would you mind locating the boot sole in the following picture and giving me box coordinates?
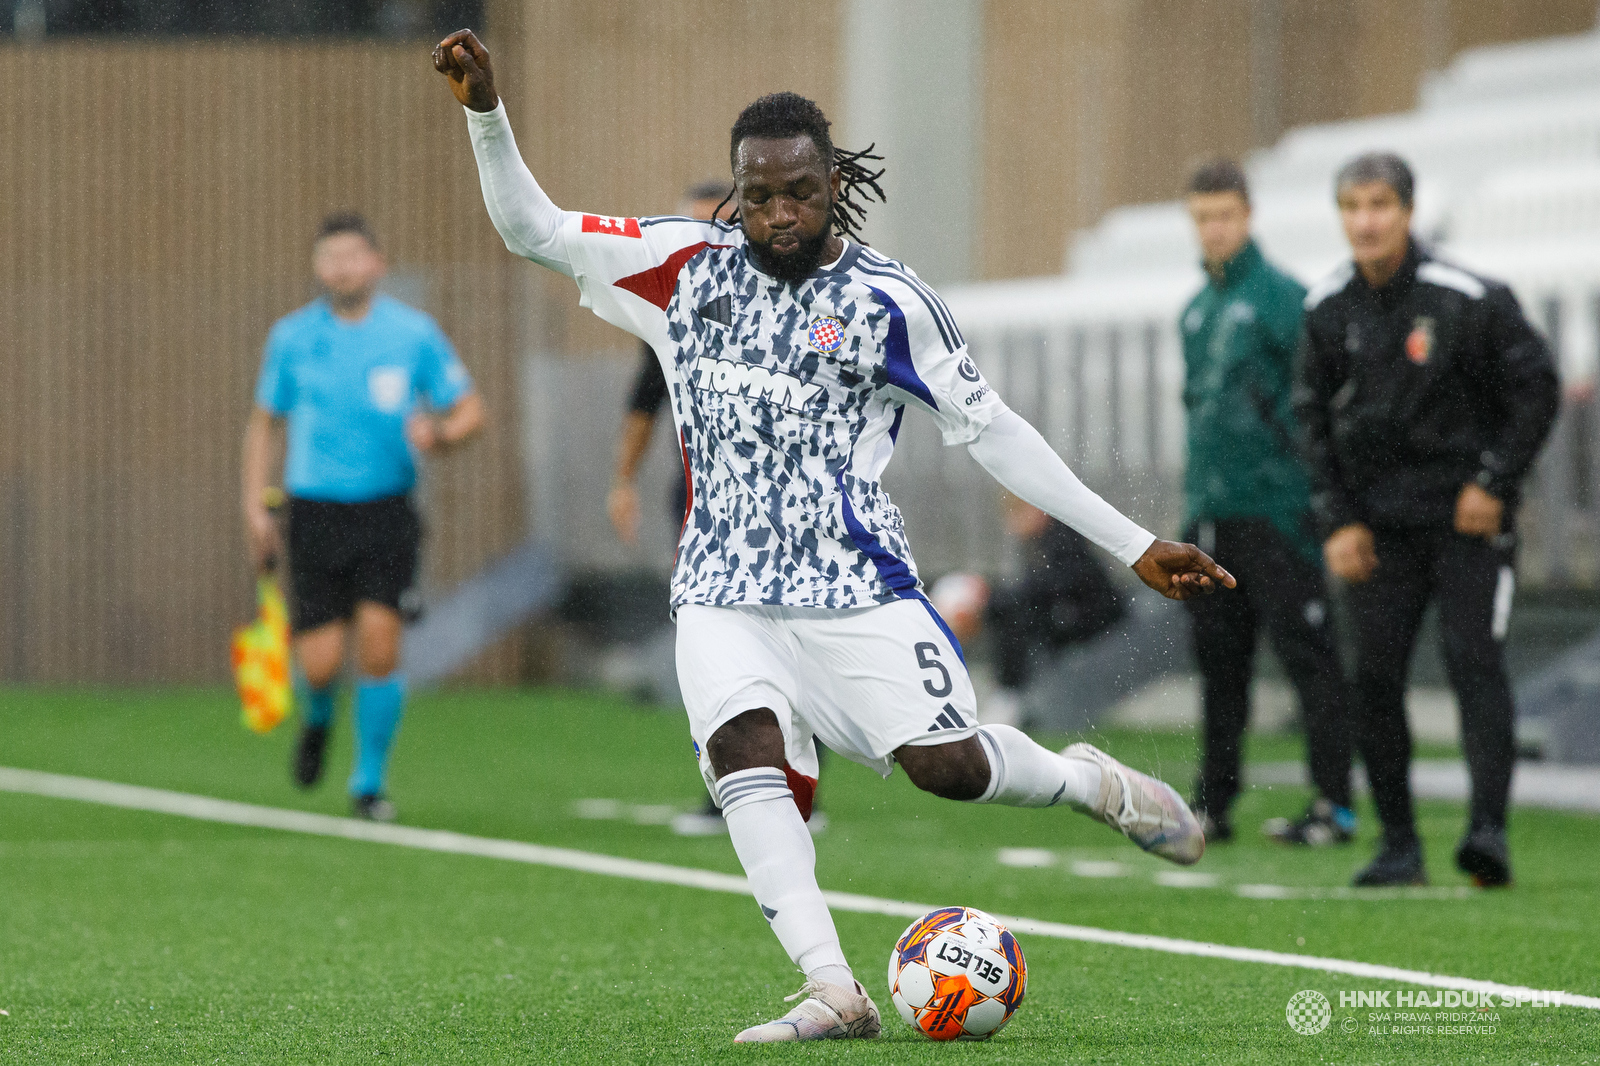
[292,753,325,788]
[1456,847,1512,888]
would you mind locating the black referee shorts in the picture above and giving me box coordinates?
[286,495,421,634]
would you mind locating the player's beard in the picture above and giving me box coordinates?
[744,226,832,282]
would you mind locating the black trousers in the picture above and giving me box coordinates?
[988,589,1120,690]
[1345,527,1517,839]
[989,597,1043,690]
[1184,518,1354,815]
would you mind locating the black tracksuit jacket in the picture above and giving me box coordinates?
[1293,241,1560,536]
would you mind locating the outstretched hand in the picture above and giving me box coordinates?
[433,29,498,112]
[1131,539,1236,601]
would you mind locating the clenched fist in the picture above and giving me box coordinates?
[1325,523,1378,583]
[434,29,498,113]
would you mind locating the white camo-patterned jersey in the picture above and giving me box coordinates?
[565,213,1008,609]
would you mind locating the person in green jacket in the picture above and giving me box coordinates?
[1179,159,1354,846]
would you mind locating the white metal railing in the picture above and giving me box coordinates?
[930,265,1600,589]
[910,26,1600,588]
[517,276,1600,589]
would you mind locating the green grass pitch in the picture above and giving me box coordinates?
[1,687,1596,1063]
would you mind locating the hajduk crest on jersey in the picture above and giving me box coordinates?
[807,315,845,354]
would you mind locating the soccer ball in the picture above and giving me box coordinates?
[887,906,1027,1040]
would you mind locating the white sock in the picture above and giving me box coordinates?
[809,964,855,989]
[718,767,852,982]
[973,724,1101,808]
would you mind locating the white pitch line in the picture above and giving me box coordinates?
[3,765,1597,1011]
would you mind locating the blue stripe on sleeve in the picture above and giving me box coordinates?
[857,252,964,351]
[867,286,938,411]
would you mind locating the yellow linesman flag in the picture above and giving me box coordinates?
[233,575,293,734]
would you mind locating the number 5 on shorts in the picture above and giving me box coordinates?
[916,642,952,698]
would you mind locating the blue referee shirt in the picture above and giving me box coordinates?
[255,295,472,503]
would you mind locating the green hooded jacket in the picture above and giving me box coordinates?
[1180,239,1317,559]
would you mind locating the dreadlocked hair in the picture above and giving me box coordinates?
[720,91,886,243]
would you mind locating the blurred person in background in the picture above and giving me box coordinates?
[242,211,485,822]
[1179,159,1355,846]
[1296,153,1558,887]
[603,182,827,838]
[932,497,1124,727]
[607,182,735,548]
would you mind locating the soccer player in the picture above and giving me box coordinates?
[608,181,833,839]
[1178,159,1355,847]
[242,211,485,822]
[1296,153,1558,887]
[436,30,1231,1042]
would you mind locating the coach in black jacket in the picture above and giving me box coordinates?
[1294,152,1559,888]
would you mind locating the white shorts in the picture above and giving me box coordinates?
[675,599,980,795]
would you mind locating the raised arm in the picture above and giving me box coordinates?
[968,411,1234,600]
[434,30,575,277]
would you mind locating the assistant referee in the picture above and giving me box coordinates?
[242,212,485,821]
[1295,154,1558,887]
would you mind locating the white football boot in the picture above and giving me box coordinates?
[733,978,882,1043]
[1061,742,1206,865]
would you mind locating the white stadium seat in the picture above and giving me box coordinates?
[931,29,1600,584]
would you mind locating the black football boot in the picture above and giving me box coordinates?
[292,724,330,789]
[1352,834,1427,887]
[1455,824,1512,888]
[1196,808,1234,844]
[351,794,398,822]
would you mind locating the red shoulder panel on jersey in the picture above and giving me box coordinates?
[615,241,730,310]
[581,214,642,238]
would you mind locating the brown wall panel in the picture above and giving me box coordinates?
[0,41,527,684]
[1,2,1590,683]
[0,13,843,685]
[1453,0,1597,51]
[976,0,1595,280]
[505,0,842,356]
